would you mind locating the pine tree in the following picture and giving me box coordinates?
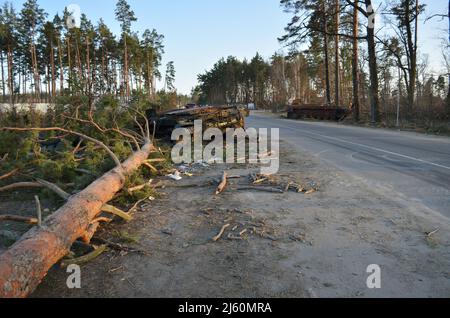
[142,29,164,100]
[0,3,18,103]
[115,0,137,99]
[97,19,116,95]
[19,0,47,100]
[351,0,360,121]
[387,0,425,115]
[164,61,175,92]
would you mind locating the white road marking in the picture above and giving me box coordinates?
[266,119,450,171]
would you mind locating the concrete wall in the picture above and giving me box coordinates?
[0,103,54,113]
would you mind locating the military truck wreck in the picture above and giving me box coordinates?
[286,100,351,121]
[147,105,249,137]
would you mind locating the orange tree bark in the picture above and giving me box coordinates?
[0,142,154,298]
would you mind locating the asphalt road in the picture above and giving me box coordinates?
[247,113,450,218]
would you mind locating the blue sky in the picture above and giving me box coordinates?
[5,0,449,94]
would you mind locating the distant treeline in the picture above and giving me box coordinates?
[196,0,450,127]
[0,0,177,105]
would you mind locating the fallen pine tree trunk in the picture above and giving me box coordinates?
[0,141,154,298]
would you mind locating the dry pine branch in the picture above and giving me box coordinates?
[215,171,228,195]
[0,215,38,225]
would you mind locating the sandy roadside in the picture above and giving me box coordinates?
[25,139,450,298]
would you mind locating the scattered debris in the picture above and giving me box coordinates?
[161,229,173,236]
[425,229,439,237]
[215,171,228,195]
[284,182,293,192]
[227,233,243,240]
[237,186,284,193]
[289,233,307,243]
[212,223,231,242]
[127,198,148,214]
[167,170,182,181]
[108,266,124,273]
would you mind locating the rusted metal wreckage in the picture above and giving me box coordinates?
[147,105,249,137]
[287,100,351,121]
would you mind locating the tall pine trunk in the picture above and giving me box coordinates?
[75,38,82,95]
[31,43,40,101]
[101,45,106,94]
[7,46,13,105]
[86,37,91,99]
[1,51,5,100]
[124,34,130,99]
[58,39,64,95]
[365,0,380,123]
[51,42,56,99]
[322,0,331,105]
[352,0,360,121]
[67,37,72,94]
[335,0,340,107]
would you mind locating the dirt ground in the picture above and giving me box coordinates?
[2,140,449,298]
